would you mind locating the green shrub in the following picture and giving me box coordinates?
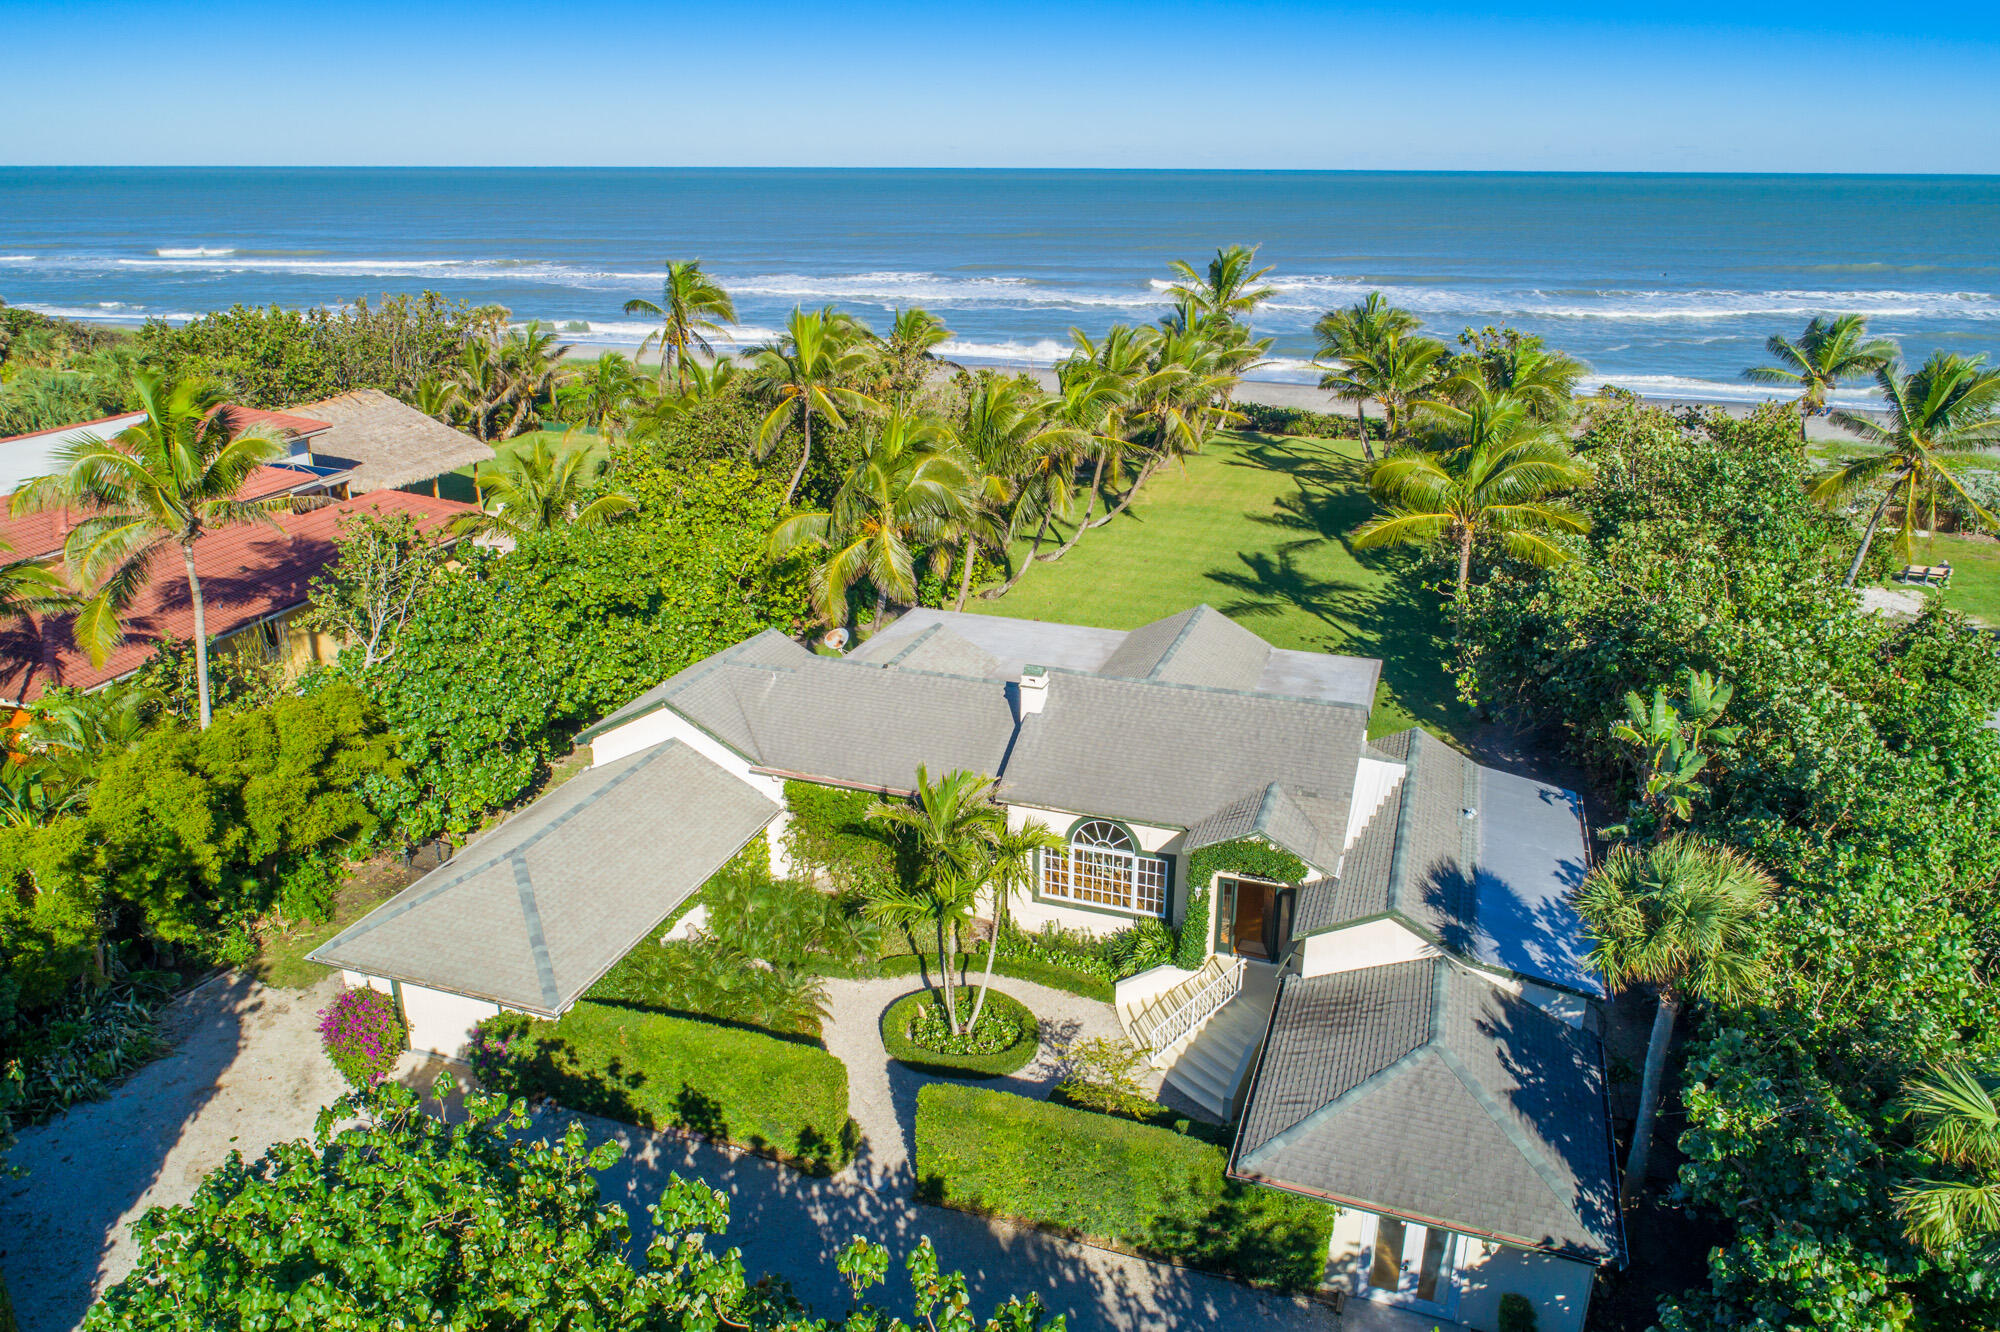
[1498,1292,1539,1332]
[1235,401,1378,441]
[915,1083,1335,1292]
[781,780,898,892]
[994,921,1114,979]
[881,990,1038,1078]
[1174,887,1210,969]
[872,951,1114,1003]
[316,987,406,1087]
[1102,919,1175,976]
[1,979,168,1122]
[473,1003,855,1174]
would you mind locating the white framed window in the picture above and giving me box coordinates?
[1040,819,1169,917]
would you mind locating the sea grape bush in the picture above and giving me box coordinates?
[317,987,406,1087]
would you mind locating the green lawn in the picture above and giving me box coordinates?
[1874,531,2000,623]
[251,859,411,989]
[968,431,1470,742]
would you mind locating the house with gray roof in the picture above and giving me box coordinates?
[313,603,1618,1332]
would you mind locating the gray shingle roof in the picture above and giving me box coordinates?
[875,623,1004,678]
[1185,782,1343,874]
[1098,604,1275,691]
[291,389,494,492]
[1233,959,1622,1262]
[1001,670,1365,835]
[309,741,778,1015]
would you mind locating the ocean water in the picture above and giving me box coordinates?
[3,168,1997,405]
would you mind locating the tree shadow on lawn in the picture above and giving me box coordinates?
[1208,441,1466,741]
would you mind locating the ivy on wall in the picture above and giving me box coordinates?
[1173,888,1210,969]
[1179,838,1309,967]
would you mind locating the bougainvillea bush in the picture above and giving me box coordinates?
[317,987,406,1087]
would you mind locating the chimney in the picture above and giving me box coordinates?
[1018,665,1050,716]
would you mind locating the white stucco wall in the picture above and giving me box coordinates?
[1343,756,1407,851]
[341,971,505,1062]
[1004,802,1185,934]
[1297,917,1439,978]
[1454,1237,1597,1332]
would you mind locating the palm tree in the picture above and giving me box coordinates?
[1167,244,1277,327]
[559,351,647,443]
[1893,1059,2000,1259]
[1744,314,1896,443]
[875,307,953,411]
[622,259,738,390]
[455,432,634,540]
[0,534,72,625]
[963,819,1063,1033]
[1342,329,1450,444]
[12,372,288,729]
[451,321,572,442]
[1451,328,1590,425]
[764,413,973,627]
[1815,352,2000,587]
[867,766,1007,1035]
[1572,834,1774,1208]
[750,307,881,507]
[1351,386,1592,596]
[1314,293,1421,460]
[15,679,157,795]
[947,375,1070,610]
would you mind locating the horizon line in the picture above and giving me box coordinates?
[5,164,1999,178]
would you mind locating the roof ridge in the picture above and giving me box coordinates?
[1037,662,1368,714]
[1381,731,1423,915]
[881,622,944,668]
[1145,605,1211,679]
[318,742,680,951]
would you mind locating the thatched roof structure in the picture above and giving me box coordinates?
[292,389,493,493]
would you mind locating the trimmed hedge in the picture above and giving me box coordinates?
[915,1084,1337,1293]
[881,990,1040,1078]
[474,1002,855,1174]
[873,951,1114,1003]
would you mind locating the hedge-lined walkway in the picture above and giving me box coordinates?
[819,971,1151,1193]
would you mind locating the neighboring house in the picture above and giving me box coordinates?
[0,412,147,496]
[284,389,494,497]
[0,461,477,705]
[313,604,1621,1332]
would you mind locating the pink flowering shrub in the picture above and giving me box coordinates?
[317,987,407,1087]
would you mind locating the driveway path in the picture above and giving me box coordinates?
[0,972,349,1332]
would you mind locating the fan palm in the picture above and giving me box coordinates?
[1167,244,1277,327]
[622,259,738,389]
[963,819,1063,1033]
[1572,834,1774,1207]
[765,413,973,626]
[1314,293,1421,459]
[1744,314,1896,443]
[1894,1059,2000,1259]
[1814,351,2000,587]
[1351,386,1592,596]
[750,307,881,506]
[455,432,634,540]
[867,766,1007,1034]
[12,372,287,729]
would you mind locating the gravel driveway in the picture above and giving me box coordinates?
[0,972,350,1332]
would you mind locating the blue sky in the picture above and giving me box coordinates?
[6,0,1999,170]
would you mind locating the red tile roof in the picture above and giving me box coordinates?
[0,465,333,562]
[0,490,480,704]
[210,405,334,438]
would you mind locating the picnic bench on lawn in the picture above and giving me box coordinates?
[1894,562,1953,587]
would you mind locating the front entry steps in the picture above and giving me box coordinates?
[1160,962,1279,1120]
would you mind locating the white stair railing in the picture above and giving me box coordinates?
[1128,954,1246,1066]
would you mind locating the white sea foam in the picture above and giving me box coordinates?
[154,246,235,257]
[0,255,33,264]
[23,303,196,323]
[1578,373,1883,407]
[1261,276,2000,323]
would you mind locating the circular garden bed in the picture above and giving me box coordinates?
[881,988,1040,1078]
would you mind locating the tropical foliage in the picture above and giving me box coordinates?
[1743,313,1896,441]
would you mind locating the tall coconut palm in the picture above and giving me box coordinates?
[12,373,287,729]
[455,432,634,540]
[1744,314,1897,443]
[867,766,1007,1035]
[980,367,1128,599]
[558,351,647,443]
[1167,244,1277,327]
[1894,1059,2000,1259]
[1314,293,1422,459]
[1341,329,1449,444]
[622,259,738,390]
[1085,322,1243,533]
[764,413,972,627]
[1572,834,1774,1208]
[1351,386,1593,596]
[1814,351,2000,587]
[452,321,572,442]
[750,307,881,507]
[947,375,1068,610]
[875,307,953,411]
[1451,327,1590,425]
[964,819,1064,1032]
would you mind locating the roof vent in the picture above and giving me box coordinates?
[1019,665,1051,715]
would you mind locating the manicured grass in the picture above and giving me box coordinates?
[1873,531,2000,624]
[881,990,1039,1078]
[482,1002,855,1173]
[970,431,1470,742]
[872,950,1115,1003]
[914,1083,1336,1293]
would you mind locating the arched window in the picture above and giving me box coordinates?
[1041,819,1169,917]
